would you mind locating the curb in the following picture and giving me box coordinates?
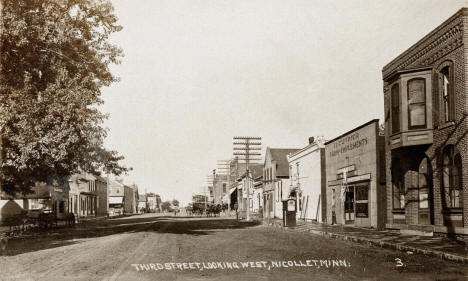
[269,223,468,264]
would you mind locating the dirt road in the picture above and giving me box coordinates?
[0,214,466,281]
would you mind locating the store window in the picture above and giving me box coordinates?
[407,78,426,129]
[391,84,400,134]
[355,183,369,218]
[440,65,454,123]
[392,159,405,210]
[442,146,462,209]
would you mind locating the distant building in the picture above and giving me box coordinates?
[263,147,300,219]
[68,173,98,218]
[95,176,108,217]
[147,193,161,212]
[124,184,138,214]
[213,174,228,205]
[138,194,147,213]
[108,179,125,216]
[236,164,263,217]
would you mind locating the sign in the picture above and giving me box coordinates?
[328,131,370,158]
[287,200,295,211]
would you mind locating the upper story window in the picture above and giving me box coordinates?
[440,65,454,123]
[442,146,462,209]
[391,84,400,134]
[407,78,426,129]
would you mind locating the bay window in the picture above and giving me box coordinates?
[391,84,400,134]
[407,78,426,129]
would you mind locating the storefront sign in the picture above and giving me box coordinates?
[328,131,369,158]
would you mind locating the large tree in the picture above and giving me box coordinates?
[0,0,129,195]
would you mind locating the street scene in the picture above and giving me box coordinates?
[0,0,468,280]
[0,214,466,281]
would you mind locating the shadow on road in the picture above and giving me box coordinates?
[1,216,259,256]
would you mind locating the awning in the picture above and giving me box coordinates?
[109,197,124,204]
[229,187,236,195]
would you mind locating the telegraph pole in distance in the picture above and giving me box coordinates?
[217,159,232,212]
[233,136,261,221]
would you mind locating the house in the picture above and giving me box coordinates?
[263,147,299,219]
[287,137,326,222]
[382,8,468,235]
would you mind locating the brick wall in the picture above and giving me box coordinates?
[382,8,467,231]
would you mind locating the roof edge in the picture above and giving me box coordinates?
[325,119,379,145]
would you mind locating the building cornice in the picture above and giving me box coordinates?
[382,8,466,80]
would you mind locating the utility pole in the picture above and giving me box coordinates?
[233,136,261,221]
[217,159,232,212]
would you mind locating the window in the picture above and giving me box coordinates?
[440,66,454,123]
[392,159,405,210]
[355,183,369,218]
[223,183,226,193]
[407,78,426,129]
[59,201,65,213]
[418,158,429,209]
[442,146,462,209]
[391,84,400,134]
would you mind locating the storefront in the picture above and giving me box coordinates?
[109,196,124,215]
[325,120,386,229]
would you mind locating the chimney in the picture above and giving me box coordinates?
[308,137,315,144]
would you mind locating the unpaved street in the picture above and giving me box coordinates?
[0,214,466,281]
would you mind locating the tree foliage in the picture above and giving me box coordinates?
[161,201,173,212]
[0,0,129,195]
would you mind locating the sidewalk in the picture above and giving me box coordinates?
[267,219,468,264]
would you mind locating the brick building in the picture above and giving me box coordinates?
[382,8,467,235]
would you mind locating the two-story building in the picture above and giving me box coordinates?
[236,164,263,218]
[382,8,467,236]
[68,173,98,218]
[212,174,228,205]
[287,137,326,222]
[108,178,125,216]
[263,147,299,219]
[95,176,108,217]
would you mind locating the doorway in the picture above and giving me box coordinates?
[418,157,434,225]
[344,186,355,224]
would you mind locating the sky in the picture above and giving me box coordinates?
[100,0,465,205]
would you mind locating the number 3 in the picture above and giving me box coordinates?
[395,258,403,267]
